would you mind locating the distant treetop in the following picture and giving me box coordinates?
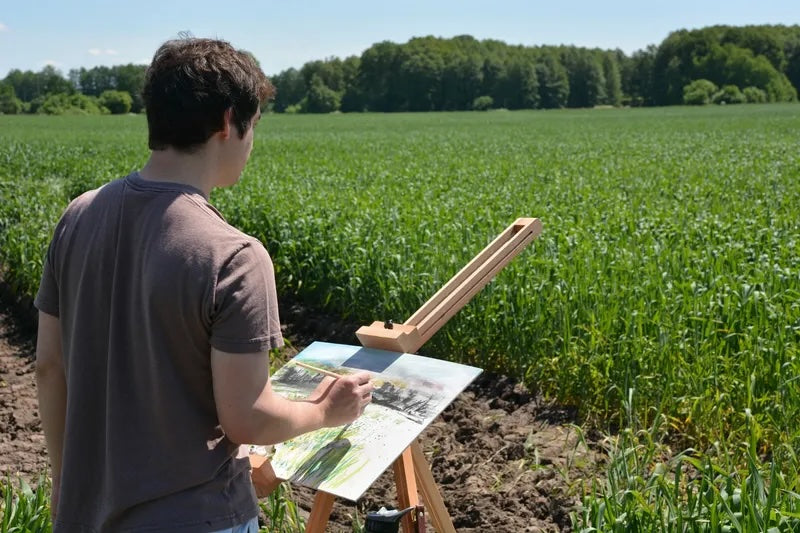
[2,24,798,115]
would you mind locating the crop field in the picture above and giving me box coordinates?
[1,105,800,529]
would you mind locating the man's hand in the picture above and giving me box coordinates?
[212,350,372,444]
[311,372,373,427]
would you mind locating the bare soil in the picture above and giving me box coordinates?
[0,297,602,532]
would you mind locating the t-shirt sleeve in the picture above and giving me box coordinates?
[33,195,83,318]
[34,240,60,317]
[210,240,283,353]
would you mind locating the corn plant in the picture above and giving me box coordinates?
[0,477,51,533]
[572,389,800,531]
[259,482,305,532]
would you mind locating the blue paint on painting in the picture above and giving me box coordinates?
[341,347,402,373]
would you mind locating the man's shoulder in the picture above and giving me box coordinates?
[70,173,132,204]
[156,194,268,264]
[168,196,258,247]
[58,177,124,222]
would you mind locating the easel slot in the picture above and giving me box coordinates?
[408,218,541,345]
[415,229,539,346]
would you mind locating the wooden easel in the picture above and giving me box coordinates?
[251,217,542,532]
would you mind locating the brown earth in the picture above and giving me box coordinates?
[0,297,603,532]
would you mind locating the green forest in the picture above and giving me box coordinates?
[2,24,799,115]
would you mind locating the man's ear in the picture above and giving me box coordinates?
[219,108,234,139]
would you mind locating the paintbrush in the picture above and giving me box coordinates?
[293,360,345,380]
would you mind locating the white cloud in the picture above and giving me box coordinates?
[0,22,8,32]
[88,48,121,58]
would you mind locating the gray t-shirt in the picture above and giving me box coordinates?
[35,172,283,532]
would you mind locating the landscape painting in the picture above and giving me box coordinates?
[266,341,482,501]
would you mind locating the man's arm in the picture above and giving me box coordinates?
[35,311,66,518]
[210,348,373,445]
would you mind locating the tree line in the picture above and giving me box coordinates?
[0,63,144,115]
[1,24,798,115]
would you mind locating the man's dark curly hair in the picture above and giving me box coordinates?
[143,37,275,152]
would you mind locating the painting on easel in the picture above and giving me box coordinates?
[264,341,482,501]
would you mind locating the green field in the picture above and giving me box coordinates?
[1,105,799,529]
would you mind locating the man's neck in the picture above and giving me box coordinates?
[139,146,221,198]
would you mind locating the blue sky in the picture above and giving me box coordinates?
[1,0,798,78]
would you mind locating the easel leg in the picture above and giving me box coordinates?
[410,441,456,533]
[305,491,335,533]
[392,447,420,532]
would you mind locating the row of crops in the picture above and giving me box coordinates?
[1,106,799,529]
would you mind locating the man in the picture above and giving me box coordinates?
[34,37,373,532]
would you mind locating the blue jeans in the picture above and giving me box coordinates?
[212,516,259,533]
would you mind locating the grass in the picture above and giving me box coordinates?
[571,389,800,531]
[0,477,331,533]
[1,104,799,529]
[258,482,307,532]
[0,477,51,533]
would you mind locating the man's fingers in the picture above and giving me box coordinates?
[360,393,372,413]
[350,371,372,385]
[350,374,373,413]
[355,381,373,398]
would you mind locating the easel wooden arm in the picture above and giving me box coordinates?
[251,217,542,532]
[355,217,542,353]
